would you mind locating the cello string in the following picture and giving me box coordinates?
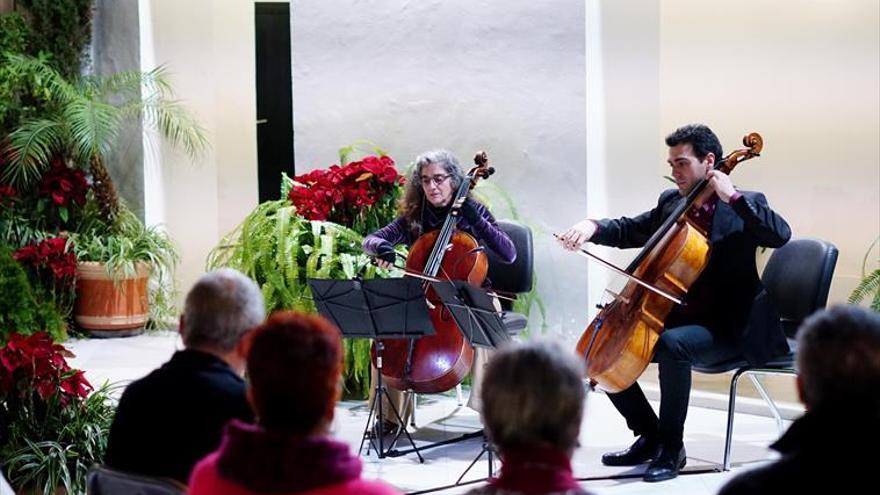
[552,233,683,305]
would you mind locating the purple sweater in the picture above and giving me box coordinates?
[363,198,516,265]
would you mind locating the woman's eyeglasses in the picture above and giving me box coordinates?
[419,174,451,187]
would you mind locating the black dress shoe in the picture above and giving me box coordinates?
[643,445,686,482]
[601,435,660,466]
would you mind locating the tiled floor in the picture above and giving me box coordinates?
[66,331,796,495]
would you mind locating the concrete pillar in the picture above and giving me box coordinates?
[91,0,145,219]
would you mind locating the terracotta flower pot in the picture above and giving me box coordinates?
[74,261,150,337]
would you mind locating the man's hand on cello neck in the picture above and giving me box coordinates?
[706,170,738,203]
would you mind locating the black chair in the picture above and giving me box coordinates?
[486,219,535,334]
[86,464,186,495]
[693,238,838,470]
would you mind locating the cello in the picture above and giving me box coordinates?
[371,152,496,393]
[572,133,764,392]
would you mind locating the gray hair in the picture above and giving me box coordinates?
[796,304,880,409]
[411,149,465,191]
[182,268,266,353]
[481,340,587,452]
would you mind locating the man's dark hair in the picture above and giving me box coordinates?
[796,305,880,410]
[665,124,723,163]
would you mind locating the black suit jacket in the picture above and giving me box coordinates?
[105,349,254,484]
[591,189,792,364]
[718,405,878,495]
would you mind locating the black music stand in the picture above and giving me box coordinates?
[430,281,510,350]
[355,281,505,462]
[309,277,433,463]
[431,281,509,483]
[381,281,510,460]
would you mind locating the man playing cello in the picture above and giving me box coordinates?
[558,124,791,482]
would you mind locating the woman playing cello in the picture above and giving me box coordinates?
[558,124,791,482]
[363,149,516,436]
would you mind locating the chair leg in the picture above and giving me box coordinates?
[747,373,785,435]
[724,368,749,471]
[409,391,417,427]
[456,383,463,406]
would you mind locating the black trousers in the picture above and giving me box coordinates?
[606,324,742,449]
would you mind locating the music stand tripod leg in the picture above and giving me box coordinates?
[456,436,496,485]
[358,381,380,456]
[361,343,425,463]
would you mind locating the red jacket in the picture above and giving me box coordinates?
[189,420,400,495]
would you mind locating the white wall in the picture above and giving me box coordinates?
[136,0,877,322]
[593,0,879,310]
[659,0,879,304]
[291,0,588,339]
[140,0,260,298]
[586,0,664,321]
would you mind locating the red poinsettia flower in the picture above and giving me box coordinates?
[61,370,93,398]
[14,237,78,282]
[287,155,402,224]
[38,157,89,207]
[0,184,15,206]
[0,332,93,404]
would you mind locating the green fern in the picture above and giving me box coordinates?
[849,268,880,311]
[206,199,399,398]
[848,237,880,312]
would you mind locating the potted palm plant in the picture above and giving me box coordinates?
[1,54,206,335]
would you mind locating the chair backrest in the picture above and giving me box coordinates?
[86,464,186,495]
[761,238,838,338]
[486,220,534,295]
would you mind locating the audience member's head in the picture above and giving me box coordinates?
[796,304,880,412]
[181,268,265,369]
[481,340,586,455]
[245,311,343,434]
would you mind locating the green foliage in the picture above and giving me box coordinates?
[207,199,403,398]
[0,200,47,250]
[16,0,94,78]
[3,383,117,495]
[848,237,880,312]
[1,0,94,130]
[0,245,66,342]
[0,52,198,337]
[68,204,180,328]
[0,15,44,132]
[0,13,32,54]
[1,55,208,192]
[338,139,388,165]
